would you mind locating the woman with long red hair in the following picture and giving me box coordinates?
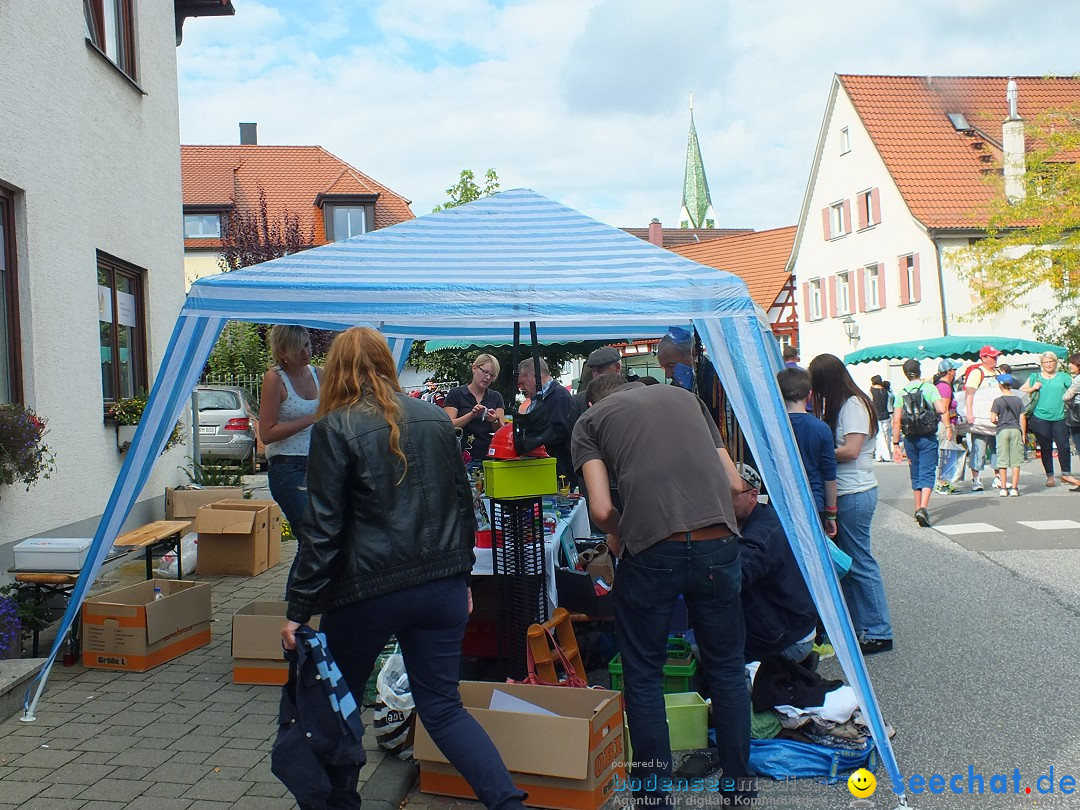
[281,327,525,809]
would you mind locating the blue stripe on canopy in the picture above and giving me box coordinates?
[35,189,906,801]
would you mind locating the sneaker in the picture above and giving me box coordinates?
[999,488,1009,498]
[915,508,930,527]
[812,642,835,660]
[992,478,1002,489]
[934,482,955,495]
[859,638,894,655]
[971,480,984,492]
[1009,488,1020,497]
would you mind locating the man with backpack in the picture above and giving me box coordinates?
[892,358,950,527]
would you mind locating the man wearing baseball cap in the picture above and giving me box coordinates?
[567,346,624,444]
[963,346,1001,491]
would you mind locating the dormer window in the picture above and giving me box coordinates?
[183,213,222,239]
[317,194,378,242]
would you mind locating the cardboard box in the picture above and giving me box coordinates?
[231,601,319,685]
[165,486,245,520]
[13,537,93,571]
[195,500,281,576]
[213,499,283,569]
[415,681,625,810]
[81,579,211,672]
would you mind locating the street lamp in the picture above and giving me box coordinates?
[842,315,860,345]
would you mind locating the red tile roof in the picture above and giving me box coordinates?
[181,145,414,249]
[622,226,752,248]
[839,74,1080,229]
[672,225,796,310]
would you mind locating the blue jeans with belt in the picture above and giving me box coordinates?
[269,455,308,597]
[613,534,753,806]
[321,576,526,810]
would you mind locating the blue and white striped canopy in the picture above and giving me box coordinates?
[29,189,905,801]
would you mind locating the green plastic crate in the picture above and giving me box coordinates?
[609,639,698,693]
[664,692,710,751]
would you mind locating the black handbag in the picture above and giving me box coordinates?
[1067,395,1080,427]
[512,321,559,455]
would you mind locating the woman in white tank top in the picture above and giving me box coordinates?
[259,325,320,595]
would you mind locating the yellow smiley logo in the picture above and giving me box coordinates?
[848,768,877,798]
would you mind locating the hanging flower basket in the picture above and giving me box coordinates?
[0,403,57,491]
[106,394,184,454]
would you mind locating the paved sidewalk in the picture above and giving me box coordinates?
[0,534,415,809]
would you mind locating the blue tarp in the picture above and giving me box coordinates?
[29,189,905,799]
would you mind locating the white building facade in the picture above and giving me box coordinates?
[790,75,1075,386]
[0,2,202,558]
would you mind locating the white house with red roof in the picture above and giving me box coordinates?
[181,129,414,286]
[789,74,1080,380]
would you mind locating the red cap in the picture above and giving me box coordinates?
[979,345,1001,358]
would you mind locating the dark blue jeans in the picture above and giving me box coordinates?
[321,576,526,810]
[269,455,308,597]
[614,537,753,806]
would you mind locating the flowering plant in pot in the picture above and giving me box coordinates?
[0,403,57,491]
[0,593,20,659]
[107,394,184,453]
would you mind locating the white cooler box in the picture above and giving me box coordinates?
[14,537,93,571]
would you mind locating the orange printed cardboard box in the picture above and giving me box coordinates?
[81,579,212,672]
[195,500,279,576]
[165,486,245,520]
[414,682,625,810]
[231,601,319,685]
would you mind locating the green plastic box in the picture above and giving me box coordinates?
[623,692,710,760]
[482,457,557,499]
[609,639,698,694]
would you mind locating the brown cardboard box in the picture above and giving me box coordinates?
[195,501,272,576]
[414,682,625,810]
[165,486,245,520]
[231,601,319,685]
[81,579,212,672]
[212,499,284,568]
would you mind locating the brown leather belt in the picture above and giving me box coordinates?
[662,524,734,543]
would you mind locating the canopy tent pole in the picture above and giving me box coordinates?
[22,313,226,721]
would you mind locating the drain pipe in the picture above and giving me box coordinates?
[933,235,950,336]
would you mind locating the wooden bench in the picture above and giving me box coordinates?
[113,519,193,580]
[12,572,80,658]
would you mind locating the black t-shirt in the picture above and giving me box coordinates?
[444,385,504,461]
[871,386,890,421]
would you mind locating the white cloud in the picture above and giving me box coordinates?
[177,0,1080,229]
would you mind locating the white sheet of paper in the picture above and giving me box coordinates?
[488,689,560,716]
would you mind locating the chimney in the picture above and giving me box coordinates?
[239,122,258,145]
[1002,79,1025,203]
[648,218,664,247]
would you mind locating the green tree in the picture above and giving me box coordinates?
[432,168,500,212]
[205,321,269,379]
[956,105,1080,347]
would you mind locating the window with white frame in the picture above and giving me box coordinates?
[903,254,918,302]
[809,279,823,320]
[837,271,851,315]
[183,214,222,239]
[840,127,851,155]
[829,203,844,238]
[865,264,880,310]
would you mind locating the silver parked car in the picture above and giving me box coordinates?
[195,385,265,472]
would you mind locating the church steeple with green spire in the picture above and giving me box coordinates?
[679,93,717,229]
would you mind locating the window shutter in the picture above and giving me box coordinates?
[877,262,886,308]
[856,267,867,312]
[912,253,922,302]
[802,281,812,321]
[857,194,868,230]
[822,207,831,240]
[828,275,838,319]
[870,187,881,225]
[899,257,910,305]
[842,200,852,234]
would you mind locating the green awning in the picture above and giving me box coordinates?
[844,335,1067,364]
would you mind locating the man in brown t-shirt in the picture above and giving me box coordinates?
[572,377,753,805]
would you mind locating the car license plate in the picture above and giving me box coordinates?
[198,425,216,435]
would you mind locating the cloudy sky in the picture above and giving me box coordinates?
[177,0,1080,231]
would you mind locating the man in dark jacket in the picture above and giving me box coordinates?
[518,356,577,489]
[731,464,819,664]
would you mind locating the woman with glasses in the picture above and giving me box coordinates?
[444,353,505,463]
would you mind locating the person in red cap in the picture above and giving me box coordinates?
[962,346,1002,491]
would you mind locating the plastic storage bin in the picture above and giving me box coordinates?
[609,637,698,693]
[664,692,709,751]
[482,458,557,499]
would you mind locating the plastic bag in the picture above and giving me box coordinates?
[749,737,877,784]
[156,532,198,578]
[372,652,416,761]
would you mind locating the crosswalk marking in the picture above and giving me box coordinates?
[1017,520,1080,531]
[934,523,1003,536]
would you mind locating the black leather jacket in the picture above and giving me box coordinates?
[287,394,476,623]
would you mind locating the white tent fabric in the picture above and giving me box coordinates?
[26,189,905,800]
